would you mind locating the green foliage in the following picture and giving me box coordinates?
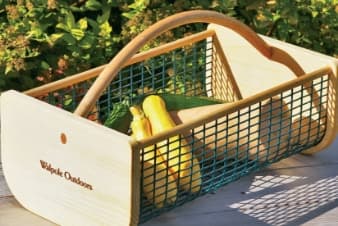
[233,0,337,56]
[0,0,122,91]
[0,0,336,92]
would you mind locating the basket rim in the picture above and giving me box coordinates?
[131,66,334,150]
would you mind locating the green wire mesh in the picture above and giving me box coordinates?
[35,37,329,224]
[138,75,328,223]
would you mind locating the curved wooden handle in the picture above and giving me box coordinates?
[74,10,295,116]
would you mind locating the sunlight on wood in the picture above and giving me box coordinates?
[245,175,307,194]
[230,176,338,226]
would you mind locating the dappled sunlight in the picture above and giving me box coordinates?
[245,175,307,194]
[230,175,338,226]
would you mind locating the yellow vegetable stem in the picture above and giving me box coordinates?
[142,95,202,193]
[130,106,177,208]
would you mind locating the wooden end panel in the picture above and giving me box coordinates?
[0,90,139,226]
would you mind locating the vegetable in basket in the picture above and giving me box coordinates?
[158,93,224,111]
[169,97,292,162]
[104,102,132,133]
[142,95,202,193]
[130,106,178,208]
[104,93,224,134]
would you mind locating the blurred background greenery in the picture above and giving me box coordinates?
[0,0,336,91]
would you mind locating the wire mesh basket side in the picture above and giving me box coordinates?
[137,69,332,223]
[29,32,334,224]
[31,34,243,222]
[35,33,239,124]
[206,34,242,102]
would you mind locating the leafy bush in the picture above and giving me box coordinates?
[0,0,336,92]
[234,0,337,56]
[0,0,123,91]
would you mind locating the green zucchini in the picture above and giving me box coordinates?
[103,102,132,133]
[103,94,225,134]
[159,93,224,111]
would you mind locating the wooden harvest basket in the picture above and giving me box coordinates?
[1,10,337,226]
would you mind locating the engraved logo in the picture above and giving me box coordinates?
[40,160,93,190]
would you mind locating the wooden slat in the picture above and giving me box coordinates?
[1,91,138,226]
[24,30,215,98]
[2,140,338,226]
[211,23,338,136]
[125,29,215,66]
[211,33,243,100]
[131,66,333,150]
[73,10,274,116]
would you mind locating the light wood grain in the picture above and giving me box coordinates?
[141,137,338,226]
[209,24,337,95]
[1,14,337,226]
[2,144,338,226]
[131,66,333,150]
[209,24,338,130]
[169,97,293,162]
[1,90,139,226]
[207,33,243,101]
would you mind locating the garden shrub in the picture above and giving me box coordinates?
[0,0,336,92]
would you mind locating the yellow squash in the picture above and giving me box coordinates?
[142,95,202,193]
[169,97,293,162]
[130,106,177,208]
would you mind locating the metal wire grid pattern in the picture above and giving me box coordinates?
[138,75,328,223]
[34,37,330,224]
[37,38,213,124]
[206,37,241,102]
[98,39,211,122]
